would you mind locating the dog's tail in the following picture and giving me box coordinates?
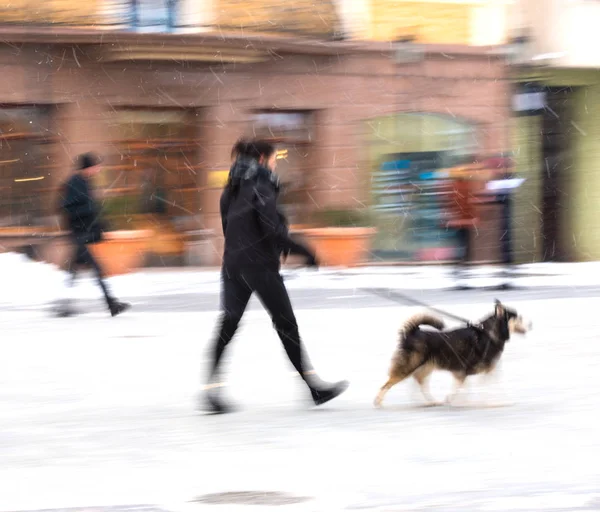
[399,313,445,342]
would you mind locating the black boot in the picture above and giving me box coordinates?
[202,370,234,415]
[201,363,234,414]
[109,299,131,317]
[308,377,350,406]
[53,303,78,318]
[204,388,233,415]
[453,265,470,291]
[52,299,78,318]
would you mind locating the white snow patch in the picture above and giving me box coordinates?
[2,251,600,307]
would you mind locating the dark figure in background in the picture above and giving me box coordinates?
[204,139,349,414]
[446,177,479,289]
[498,191,513,266]
[487,155,515,277]
[140,168,168,215]
[56,153,131,318]
[476,154,519,288]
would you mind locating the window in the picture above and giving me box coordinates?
[103,108,199,228]
[250,111,314,143]
[129,0,179,30]
[0,106,53,228]
[367,112,480,260]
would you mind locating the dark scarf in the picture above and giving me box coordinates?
[227,156,289,255]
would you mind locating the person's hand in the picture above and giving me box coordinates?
[306,253,319,269]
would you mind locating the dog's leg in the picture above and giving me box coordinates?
[413,365,440,406]
[480,360,501,387]
[445,373,467,406]
[478,360,508,406]
[375,350,423,408]
[374,377,403,408]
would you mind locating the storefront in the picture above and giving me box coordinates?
[368,112,480,262]
[511,69,600,263]
[99,108,201,264]
[0,106,54,231]
[0,29,510,267]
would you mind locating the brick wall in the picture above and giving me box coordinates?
[0,39,509,265]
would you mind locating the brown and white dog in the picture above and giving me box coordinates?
[374,300,531,408]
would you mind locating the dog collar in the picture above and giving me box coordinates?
[467,322,484,331]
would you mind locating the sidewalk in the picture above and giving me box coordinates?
[1,299,600,512]
[2,251,600,307]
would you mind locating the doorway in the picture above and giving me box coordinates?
[540,86,576,262]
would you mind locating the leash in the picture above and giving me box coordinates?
[362,287,496,371]
[361,287,483,330]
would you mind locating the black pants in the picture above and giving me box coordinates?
[498,194,513,265]
[67,238,113,307]
[208,270,313,385]
[456,227,471,265]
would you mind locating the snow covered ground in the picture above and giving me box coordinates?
[0,293,599,511]
[2,251,600,308]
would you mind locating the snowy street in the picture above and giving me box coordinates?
[1,274,600,511]
[0,0,592,508]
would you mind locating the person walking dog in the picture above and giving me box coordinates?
[203,139,349,413]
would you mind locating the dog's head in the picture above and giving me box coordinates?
[493,299,531,340]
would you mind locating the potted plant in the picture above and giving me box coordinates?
[87,194,152,277]
[293,208,377,267]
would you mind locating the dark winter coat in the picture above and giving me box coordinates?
[60,173,105,245]
[220,158,314,272]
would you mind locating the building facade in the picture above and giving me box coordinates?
[0,0,511,266]
[508,0,600,263]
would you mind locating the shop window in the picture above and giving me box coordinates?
[251,111,314,143]
[0,106,53,228]
[128,0,179,30]
[249,111,314,225]
[103,108,199,230]
[367,112,479,261]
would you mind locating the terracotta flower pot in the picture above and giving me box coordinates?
[89,230,152,277]
[295,227,377,267]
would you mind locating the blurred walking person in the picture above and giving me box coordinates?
[203,139,349,413]
[55,152,131,318]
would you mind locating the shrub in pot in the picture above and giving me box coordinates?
[294,208,376,267]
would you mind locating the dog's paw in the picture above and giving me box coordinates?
[445,394,472,407]
[373,398,383,409]
[444,394,456,406]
